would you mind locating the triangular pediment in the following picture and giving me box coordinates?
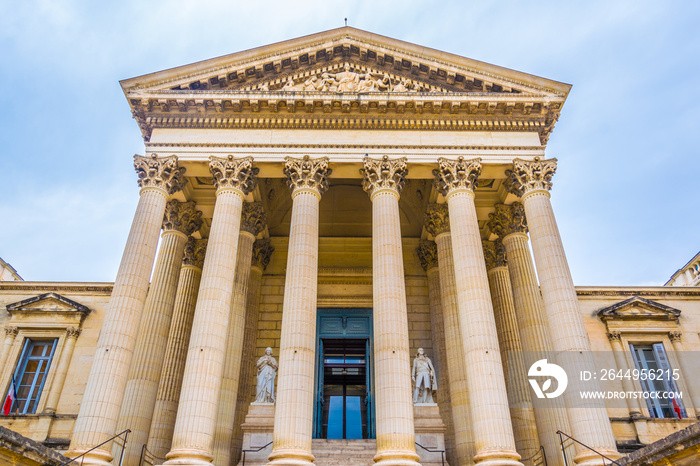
[122,27,569,97]
[597,297,681,322]
[6,292,90,315]
[121,27,570,142]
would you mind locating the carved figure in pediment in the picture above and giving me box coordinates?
[282,76,299,91]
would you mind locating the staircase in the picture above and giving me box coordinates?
[312,439,377,466]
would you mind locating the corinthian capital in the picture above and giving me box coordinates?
[488,203,528,239]
[4,326,18,338]
[66,327,82,339]
[284,155,331,196]
[163,200,203,236]
[361,155,407,198]
[183,237,207,269]
[433,156,481,197]
[483,240,507,270]
[424,203,450,237]
[505,156,557,198]
[134,154,186,194]
[241,202,267,236]
[209,155,259,195]
[252,239,275,270]
[416,240,438,272]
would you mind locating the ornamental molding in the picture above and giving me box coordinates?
[145,142,545,151]
[183,237,207,269]
[433,156,481,196]
[668,331,682,343]
[283,155,332,195]
[4,326,18,337]
[416,240,438,272]
[597,297,681,323]
[123,29,568,142]
[483,240,507,270]
[241,202,267,236]
[361,155,407,197]
[252,239,275,270]
[423,203,450,237]
[506,156,557,198]
[488,203,527,238]
[133,154,186,194]
[209,155,259,194]
[163,200,203,236]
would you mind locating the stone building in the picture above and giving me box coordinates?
[1,28,699,466]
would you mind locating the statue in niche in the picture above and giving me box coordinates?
[255,347,278,403]
[412,348,437,403]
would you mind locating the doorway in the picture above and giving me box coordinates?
[314,309,374,439]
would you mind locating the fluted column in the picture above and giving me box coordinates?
[43,327,81,413]
[212,203,266,466]
[361,155,420,466]
[119,200,202,464]
[148,238,207,459]
[506,157,620,465]
[0,327,18,373]
[668,332,700,416]
[231,239,274,463]
[424,203,474,466]
[268,155,330,466]
[165,155,258,465]
[607,332,644,419]
[488,202,572,466]
[434,157,521,466]
[483,240,539,461]
[416,241,454,460]
[67,155,185,466]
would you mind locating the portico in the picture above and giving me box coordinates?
[62,27,622,466]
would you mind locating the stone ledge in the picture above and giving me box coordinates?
[617,421,700,465]
[0,425,69,466]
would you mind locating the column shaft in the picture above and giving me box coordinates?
[370,190,419,466]
[446,191,520,465]
[212,230,256,466]
[425,266,455,461]
[669,334,700,416]
[501,232,573,466]
[523,191,618,464]
[268,190,321,466]
[43,328,80,413]
[148,258,203,459]
[435,233,475,466]
[231,263,265,463]
[165,188,245,465]
[486,262,540,460]
[118,226,190,463]
[68,186,170,465]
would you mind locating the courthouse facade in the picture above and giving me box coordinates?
[1,28,700,466]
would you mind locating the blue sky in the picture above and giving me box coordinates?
[0,1,697,285]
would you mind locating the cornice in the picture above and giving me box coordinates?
[576,287,700,298]
[0,282,113,294]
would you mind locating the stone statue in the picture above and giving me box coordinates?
[255,347,278,403]
[412,348,437,403]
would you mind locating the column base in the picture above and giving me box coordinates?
[573,449,622,466]
[63,448,113,466]
[162,447,213,466]
[472,448,522,466]
[266,447,315,466]
[373,449,421,466]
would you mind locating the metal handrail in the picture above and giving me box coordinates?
[60,429,131,466]
[415,441,445,466]
[520,445,548,466]
[139,443,167,466]
[556,431,622,466]
[241,440,273,466]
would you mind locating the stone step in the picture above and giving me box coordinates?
[312,439,376,465]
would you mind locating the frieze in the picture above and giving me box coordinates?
[145,143,545,151]
[0,284,113,293]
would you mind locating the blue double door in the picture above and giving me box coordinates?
[314,309,375,440]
